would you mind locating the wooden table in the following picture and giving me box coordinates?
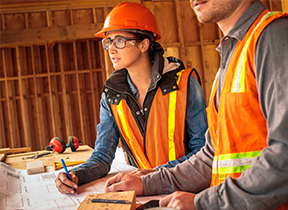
[4,145,93,170]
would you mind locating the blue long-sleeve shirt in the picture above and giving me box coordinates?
[71,55,207,186]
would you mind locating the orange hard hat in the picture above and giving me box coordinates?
[95,2,161,40]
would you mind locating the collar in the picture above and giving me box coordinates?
[216,1,266,52]
[102,53,185,100]
[227,1,267,42]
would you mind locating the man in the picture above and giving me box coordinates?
[104,0,288,209]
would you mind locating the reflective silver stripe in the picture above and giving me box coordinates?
[231,12,279,93]
[218,157,257,168]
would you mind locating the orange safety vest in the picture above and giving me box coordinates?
[110,69,198,169]
[206,10,288,209]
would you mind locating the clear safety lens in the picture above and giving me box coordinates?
[102,36,138,50]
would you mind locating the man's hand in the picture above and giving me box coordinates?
[160,191,196,210]
[55,171,78,194]
[129,168,157,176]
[105,172,144,195]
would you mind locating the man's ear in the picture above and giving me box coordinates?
[139,38,150,53]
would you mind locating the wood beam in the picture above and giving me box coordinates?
[282,0,288,12]
[16,46,32,147]
[0,23,102,47]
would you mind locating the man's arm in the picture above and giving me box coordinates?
[105,129,213,196]
[142,129,214,195]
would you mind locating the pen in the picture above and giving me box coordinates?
[91,198,132,204]
[61,159,75,191]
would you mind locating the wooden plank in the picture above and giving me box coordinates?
[0,49,6,147]
[72,8,93,25]
[185,45,203,81]
[70,9,74,26]
[282,0,288,12]
[21,48,36,149]
[0,68,103,81]
[0,23,103,47]
[79,41,92,144]
[178,0,199,44]
[1,13,5,31]
[92,7,97,24]
[163,47,179,59]
[27,11,47,28]
[175,0,186,64]
[98,39,107,83]
[46,10,52,27]
[2,48,20,148]
[0,154,6,162]
[32,45,47,149]
[0,89,6,148]
[203,44,220,103]
[59,43,73,136]
[73,41,86,142]
[46,43,62,137]
[16,46,32,147]
[87,40,98,135]
[154,1,178,44]
[0,147,31,154]
[24,12,28,29]
[0,1,141,13]
[198,22,207,102]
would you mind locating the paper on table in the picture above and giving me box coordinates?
[0,160,165,210]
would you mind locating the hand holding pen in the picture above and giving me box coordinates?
[54,159,78,194]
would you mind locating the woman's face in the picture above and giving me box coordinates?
[107,31,143,70]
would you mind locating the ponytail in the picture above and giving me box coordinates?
[127,30,164,62]
[150,41,164,61]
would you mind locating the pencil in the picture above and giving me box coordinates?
[61,159,75,191]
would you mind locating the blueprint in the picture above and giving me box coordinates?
[0,160,161,210]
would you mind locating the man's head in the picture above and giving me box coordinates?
[190,0,257,34]
[191,0,249,23]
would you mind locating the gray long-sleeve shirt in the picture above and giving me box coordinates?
[141,1,288,209]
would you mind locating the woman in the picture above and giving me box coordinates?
[55,2,207,194]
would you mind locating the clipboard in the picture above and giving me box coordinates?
[77,191,136,210]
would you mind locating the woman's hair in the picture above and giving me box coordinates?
[131,30,164,62]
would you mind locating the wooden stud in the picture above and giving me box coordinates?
[70,9,74,26]
[16,46,32,147]
[25,12,28,29]
[0,90,6,148]
[175,0,186,65]
[87,40,99,135]
[92,8,97,24]
[46,9,51,27]
[1,13,5,31]
[198,22,207,102]
[31,45,47,149]
[101,6,114,79]
[22,48,36,149]
[3,48,20,148]
[73,41,86,142]
[282,0,288,12]
[45,43,61,137]
[59,43,73,136]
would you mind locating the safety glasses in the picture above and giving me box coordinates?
[101,35,139,50]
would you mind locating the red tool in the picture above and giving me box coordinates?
[45,136,82,153]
